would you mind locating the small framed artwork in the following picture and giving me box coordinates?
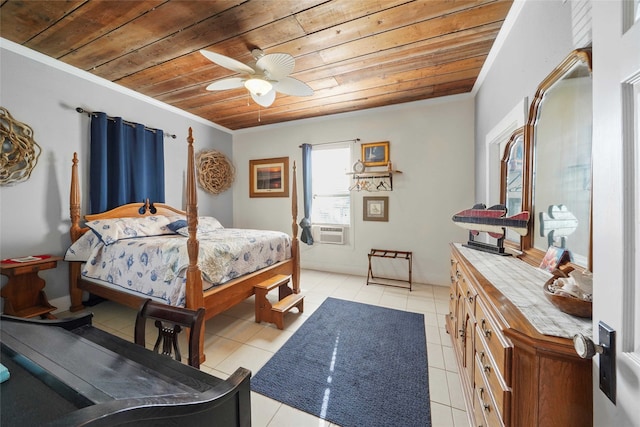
[249,157,289,198]
[361,141,389,167]
[539,245,571,272]
[363,196,389,221]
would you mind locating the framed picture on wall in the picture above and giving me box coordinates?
[249,157,289,198]
[539,245,571,272]
[363,196,389,221]
[361,141,389,167]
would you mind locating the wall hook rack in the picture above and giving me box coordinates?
[348,170,401,192]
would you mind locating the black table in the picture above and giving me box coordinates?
[0,314,251,426]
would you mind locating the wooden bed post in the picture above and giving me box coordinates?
[185,128,206,364]
[291,162,300,293]
[70,153,82,242]
[69,153,85,312]
[185,128,205,312]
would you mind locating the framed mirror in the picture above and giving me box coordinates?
[500,127,524,244]
[522,48,593,270]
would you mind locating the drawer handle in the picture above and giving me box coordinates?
[481,319,492,338]
[468,295,474,303]
[484,364,491,374]
[450,293,454,301]
[483,403,491,412]
[479,351,485,362]
[456,271,461,279]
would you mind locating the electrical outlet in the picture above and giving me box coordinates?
[598,321,616,404]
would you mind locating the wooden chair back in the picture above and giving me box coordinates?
[134,299,205,368]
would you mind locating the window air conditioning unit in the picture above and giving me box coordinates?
[313,225,345,245]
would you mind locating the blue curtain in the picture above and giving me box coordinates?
[299,143,313,245]
[90,112,165,214]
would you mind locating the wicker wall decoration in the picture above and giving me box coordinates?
[196,149,235,194]
[1,107,42,186]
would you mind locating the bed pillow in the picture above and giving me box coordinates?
[167,219,188,233]
[86,215,177,245]
[64,229,104,261]
[167,216,224,237]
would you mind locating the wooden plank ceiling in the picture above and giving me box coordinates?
[0,0,513,131]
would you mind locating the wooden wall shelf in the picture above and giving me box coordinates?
[348,170,402,191]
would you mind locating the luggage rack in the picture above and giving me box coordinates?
[366,249,413,291]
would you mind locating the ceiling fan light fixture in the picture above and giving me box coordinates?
[201,48,312,103]
[244,78,272,96]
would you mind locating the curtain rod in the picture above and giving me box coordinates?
[298,138,360,148]
[76,107,177,139]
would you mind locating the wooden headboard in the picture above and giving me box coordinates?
[84,200,186,221]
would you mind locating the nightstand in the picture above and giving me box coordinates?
[1,255,62,318]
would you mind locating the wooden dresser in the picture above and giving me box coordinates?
[446,243,592,427]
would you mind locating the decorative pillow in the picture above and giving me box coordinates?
[167,219,187,233]
[86,216,177,245]
[167,216,224,237]
[64,230,104,261]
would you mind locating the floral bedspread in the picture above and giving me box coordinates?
[72,229,291,306]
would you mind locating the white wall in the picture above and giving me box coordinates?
[474,0,575,204]
[232,95,475,287]
[0,40,233,306]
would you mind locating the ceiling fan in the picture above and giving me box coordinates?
[200,48,314,107]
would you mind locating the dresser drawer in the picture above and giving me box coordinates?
[457,276,477,315]
[474,360,505,427]
[448,258,457,319]
[6,260,58,276]
[475,299,511,382]
[450,256,459,284]
[475,332,510,421]
[473,392,490,427]
[451,254,478,310]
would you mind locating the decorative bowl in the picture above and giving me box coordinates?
[543,278,592,319]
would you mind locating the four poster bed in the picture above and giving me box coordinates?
[66,128,300,360]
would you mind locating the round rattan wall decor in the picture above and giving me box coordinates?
[196,149,235,194]
[1,107,42,186]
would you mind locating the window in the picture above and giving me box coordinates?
[311,144,351,225]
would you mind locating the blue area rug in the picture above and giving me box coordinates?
[251,297,431,427]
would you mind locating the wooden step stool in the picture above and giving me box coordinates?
[254,274,304,329]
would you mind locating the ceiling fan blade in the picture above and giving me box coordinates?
[200,49,255,74]
[256,53,295,80]
[274,76,314,97]
[251,90,276,107]
[205,77,245,91]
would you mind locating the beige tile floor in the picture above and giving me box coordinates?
[60,269,469,427]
